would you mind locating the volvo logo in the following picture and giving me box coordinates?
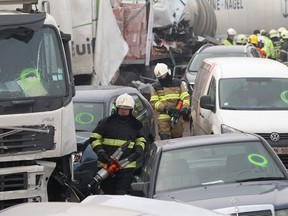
[270,132,280,142]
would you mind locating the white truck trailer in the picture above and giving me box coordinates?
[38,0,217,86]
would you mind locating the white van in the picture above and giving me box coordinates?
[191,57,288,166]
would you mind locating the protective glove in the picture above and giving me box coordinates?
[163,107,174,116]
[98,152,111,165]
[180,107,190,116]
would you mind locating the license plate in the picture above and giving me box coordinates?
[273,147,288,154]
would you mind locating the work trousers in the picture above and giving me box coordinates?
[158,116,184,140]
[100,168,134,195]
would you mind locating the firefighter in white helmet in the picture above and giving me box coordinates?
[89,93,146,194]
[221,28,236,45]
[269,29,281,60]
[236,34,247,45]
[150,63,190,140]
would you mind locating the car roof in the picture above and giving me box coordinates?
[202,57,288,78]
[74,85,140,102]
[154,133,261,151]
[197,44,255,54]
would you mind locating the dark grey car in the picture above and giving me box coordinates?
[72,85,156,196]
[183,44,261,91]
[132,133,288,215]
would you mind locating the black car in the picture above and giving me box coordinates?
[132,133,288,215]
[72,85,156,196]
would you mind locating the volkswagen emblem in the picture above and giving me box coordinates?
[270,132,280,142]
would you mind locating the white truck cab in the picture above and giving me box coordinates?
[191,57,288,168]
[0,0,76,209]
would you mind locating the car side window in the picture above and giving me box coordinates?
[207,76,216,105]
[131,95,145,118]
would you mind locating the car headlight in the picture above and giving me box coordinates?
[275,209,288,216]
[221,124,241,133]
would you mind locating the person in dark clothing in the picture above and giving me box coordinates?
[279,30,288,63]
[89,93,146,195]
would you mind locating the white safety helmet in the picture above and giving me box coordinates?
[227,28,236,36]
[236,34,247,44]
[277,27,287,35]
[154,63,171,78]
[115,93,135,109]
[269,29,279,38]
[260,29,267,36]
[281,30,288,39]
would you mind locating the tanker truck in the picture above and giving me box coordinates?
[212,0,288,35]
[0,0,77,210]
[37,0,217,86]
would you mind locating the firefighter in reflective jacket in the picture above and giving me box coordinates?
[89,93,146,195]
[150,63,190,140]
[221,28,237,45]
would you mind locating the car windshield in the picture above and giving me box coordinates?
[219,78,288,110]
[155,141,285,194]
[188,53,246,72]
[73,102,104,132]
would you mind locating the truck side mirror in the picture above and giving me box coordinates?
[200,95,215,112]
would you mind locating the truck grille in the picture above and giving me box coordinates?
[0,125,55,155]
[0,198,28,211]
[231,210,272,216]
[0,172,28,192]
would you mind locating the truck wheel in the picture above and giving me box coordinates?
[114,75,126,86]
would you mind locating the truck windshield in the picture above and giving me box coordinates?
[219,78,288,110]
[0,27,67,100]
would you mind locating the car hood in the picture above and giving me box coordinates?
[82,195,224,216]
[154,181,288,210]
[219,110,288,133]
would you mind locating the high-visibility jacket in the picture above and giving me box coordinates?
[271,37,282,60]
[262,36,275,59]
[150,78,190,121]
[90,114,146,169]
[221,38,236,45]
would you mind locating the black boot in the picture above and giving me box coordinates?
[160,134,171,140]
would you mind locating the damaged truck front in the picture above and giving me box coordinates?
[0,0,76,210]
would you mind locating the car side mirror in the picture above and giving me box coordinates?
[200,95,215,112]
[131,181,150,197]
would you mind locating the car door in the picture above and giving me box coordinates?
[199,76,216,134]
[192,66,211,135]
